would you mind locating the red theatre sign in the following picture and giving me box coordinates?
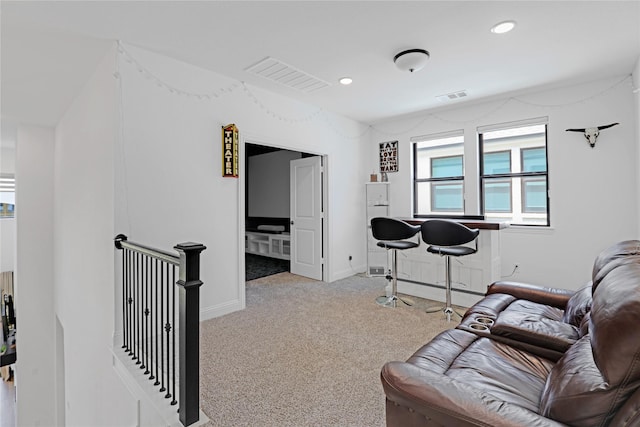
[222,124,239,178]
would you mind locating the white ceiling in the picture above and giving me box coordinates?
[2,0,640,131]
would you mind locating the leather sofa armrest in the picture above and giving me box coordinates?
[487,281,574,309]
[381,361,566,427]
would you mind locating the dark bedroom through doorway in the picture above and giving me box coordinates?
[244,143,315,281]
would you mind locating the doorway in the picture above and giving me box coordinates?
[243,142,326,282]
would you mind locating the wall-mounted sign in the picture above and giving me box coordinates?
[222,124,239,178]
[379,140,398,173]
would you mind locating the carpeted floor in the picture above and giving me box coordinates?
[245,253,290,281]
[199,272,456,427]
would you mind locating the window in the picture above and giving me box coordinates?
[0,174,15,218]
[413,132,464,216]
[479,121,549,226]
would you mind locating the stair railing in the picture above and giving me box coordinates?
[114,234,206,427]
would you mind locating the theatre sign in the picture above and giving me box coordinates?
[222,124,239,178]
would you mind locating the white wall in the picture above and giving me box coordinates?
[248,150,302,218]
[116,44,369,321]
[369,76,637,290]
[14,125,56,425]
[52,45,141,426]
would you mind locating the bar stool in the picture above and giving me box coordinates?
[370,217,421,308]
[420,219,479,321]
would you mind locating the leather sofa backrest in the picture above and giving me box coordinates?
[540,259,640,426]
[591,239,640,290]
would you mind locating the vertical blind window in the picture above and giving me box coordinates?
[479,122,549,226]
[413,132,464,216]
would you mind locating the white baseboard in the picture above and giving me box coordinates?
[331,263,366,282]
[199,298,243,321]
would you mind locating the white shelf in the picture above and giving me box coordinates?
[246,231,290,260]
[366,182,390,277]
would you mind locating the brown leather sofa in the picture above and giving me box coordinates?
[380,240,640,426]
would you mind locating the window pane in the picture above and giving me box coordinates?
[523,178,547,213]
[431,155,463,178]
[483,179,511,212]
[431,182,463,212]
[522,147,547,172]
[414,137,464,180]
[483,151,511,174]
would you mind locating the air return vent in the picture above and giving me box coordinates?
[436,90,468,102]
[245,57,331,93]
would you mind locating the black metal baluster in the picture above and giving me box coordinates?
[136,252,142,365]
[165,263,172,400]
[140,255,145,370]
[132,252,138,361]
[128,250,134,356]
[122,248,127,349]
[142,255,149,373]
[159,261,166,393]
[150,258,156,382]
[171,264,177,406]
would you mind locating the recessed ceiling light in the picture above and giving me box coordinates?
[339,77,353,85]
[491,20,516,34]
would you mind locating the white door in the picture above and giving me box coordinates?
[290,156,323,280]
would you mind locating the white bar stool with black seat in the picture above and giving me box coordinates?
[370,217,421,308]
[420,219,479,321]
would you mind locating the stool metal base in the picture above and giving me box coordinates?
[424,304,465,321]
[376,294,413,308]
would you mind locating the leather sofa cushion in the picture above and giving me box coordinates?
[491,310,579,353]
[408,329,554,413]
[540,335,614,426]
[463,296,579,355]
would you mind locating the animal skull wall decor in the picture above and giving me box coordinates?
[565,122,619,148]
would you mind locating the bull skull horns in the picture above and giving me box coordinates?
[565,122,619,148]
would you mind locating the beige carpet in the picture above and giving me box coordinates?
[199,273,456,427]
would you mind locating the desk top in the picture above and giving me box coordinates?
[401,218,509,231]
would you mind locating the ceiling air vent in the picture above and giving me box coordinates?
[245,57,331,94]
[436,90,468,102]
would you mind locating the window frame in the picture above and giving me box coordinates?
[412,135,465,217]
[478,123,550,226]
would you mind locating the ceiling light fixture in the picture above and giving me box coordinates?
[393,49,430,73]
[491,20,516,34]
[339,77,353,85]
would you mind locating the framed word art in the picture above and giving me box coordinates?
[379,140,398,173]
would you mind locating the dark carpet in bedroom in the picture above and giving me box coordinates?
[245,253,290,281]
